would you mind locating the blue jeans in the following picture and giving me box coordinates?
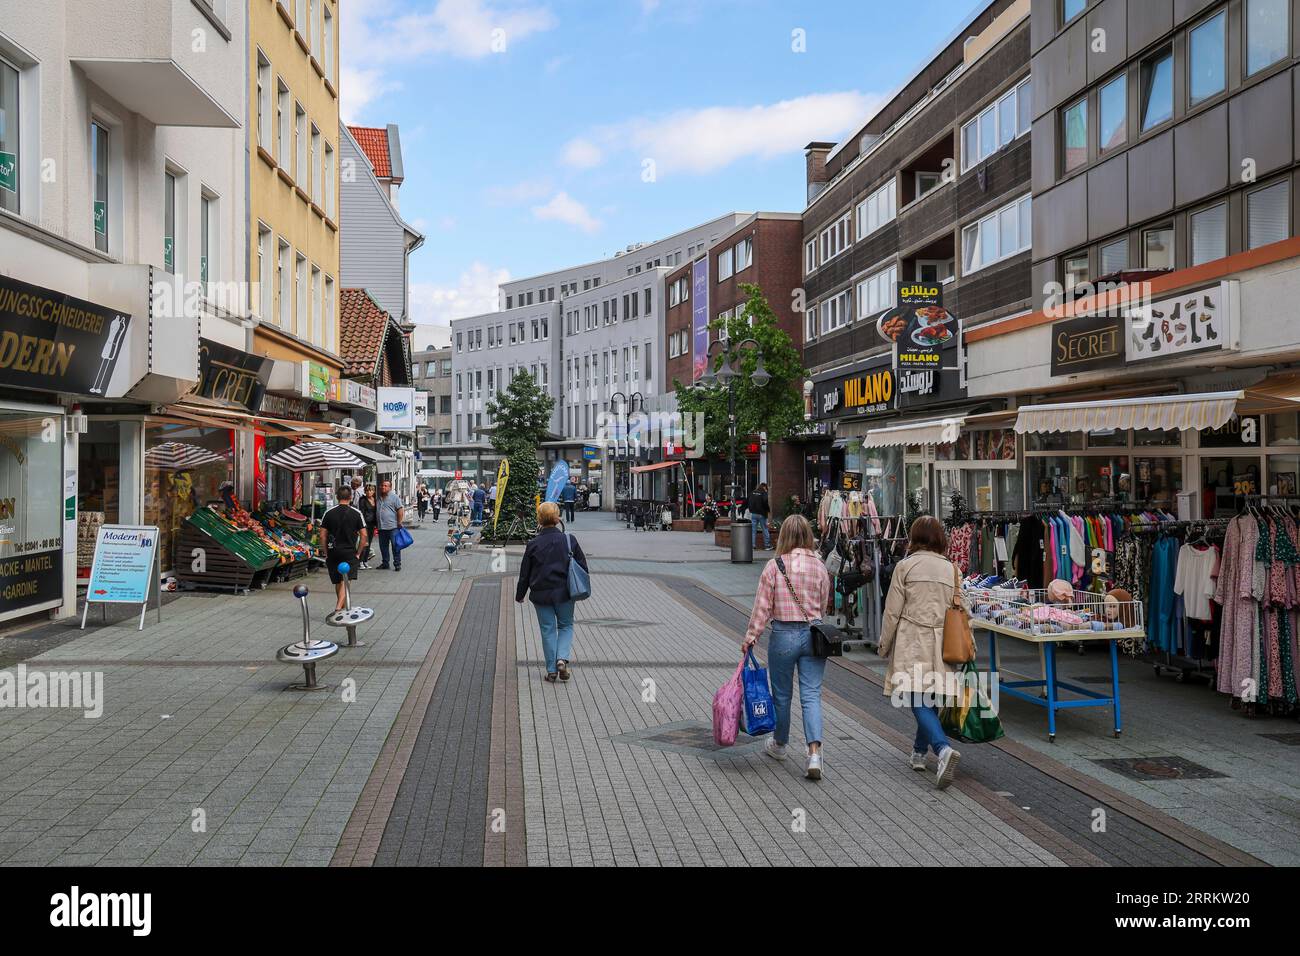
[766,621,826,747]
[751,515,771,549]
[909,693,950,756]
[377,528,400,568]
[471,503,484,523]
[535,601,575,673]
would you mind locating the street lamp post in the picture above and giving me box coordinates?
[608,390,643,505]
[699,337,769,518]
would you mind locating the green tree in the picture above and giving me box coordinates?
[673,282,807,462]
[483,370,555,536]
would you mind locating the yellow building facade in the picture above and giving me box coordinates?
[248,0,342,384]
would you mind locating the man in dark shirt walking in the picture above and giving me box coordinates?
[746,482,772,550]
[560,478,578,523]
[321,485,368,610]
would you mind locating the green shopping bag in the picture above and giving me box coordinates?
[940,661,1004,743]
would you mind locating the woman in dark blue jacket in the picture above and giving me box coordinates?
[516,502,589,682]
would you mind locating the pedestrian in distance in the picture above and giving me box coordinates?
[560,477,578,524]
[431,487,442,522]
[879,515,963,790]
[417,484,429,523]
[488,481,497,518]
[357,483,379,569]
[516,502,589,683]
[374,478,406,572]
[743,514,831,781]
[471,481,487,524]
[320,485,368,611]
[747,482,772,550]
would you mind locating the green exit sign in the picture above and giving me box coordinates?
[94,200,107,235]
[0,151,15,194]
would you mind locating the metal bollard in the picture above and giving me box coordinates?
[276,584,339,691]
[324,562,374,647]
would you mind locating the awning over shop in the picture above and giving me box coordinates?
[862,417,966,448]
[630,461,684,474]
[335,441,396,465]
[1014,391,1244,434]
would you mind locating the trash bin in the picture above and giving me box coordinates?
[730,518,753,564]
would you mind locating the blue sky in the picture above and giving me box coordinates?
[341,0,982,334]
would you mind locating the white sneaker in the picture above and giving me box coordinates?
[935,746,961,790]
[764,739,787,761]
[910,751,927,771]
[805,751,822,781]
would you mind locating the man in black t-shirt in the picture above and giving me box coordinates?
[321,485,368,611]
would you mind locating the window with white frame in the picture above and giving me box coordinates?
[733,237,752,273]
[856,181,896,238]
[856,264,897,320]
[820,212,851,263]
[257,224,272,318]
[323,141,335,217]
[294,103,307,184]
[310,124,321,203]
[276,79,290,164]
[322,3,334,80]
[961,78,1031,171]
[91,120,112,253]
[717,309,732,341]
[323,275,335,353]
[295,253,308,337]
[717,246,733,281]
[804,238,817,275]
[277,240,291,327]
[820,289,851,335]
[256,52,271,150]
[961,194,1032,274]
[310,265,322,344]
[200,190,215,289]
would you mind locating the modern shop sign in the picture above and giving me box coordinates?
[413,391,429,427]
[330,379,376,411]
[1050,312,1125,376]
[258,393,310,421]
[1126,281,1239,364]
[878,283,955,371]
[898,331,967,410]
[300,360,329,402]
[196,338,271,412]
[814,355,895,421]
[0,548,62,619]
[1200,415,1261,448]
[82,525,161,631]
[377,387,416,431]
[583,445,600,461]
[0,274,131,395]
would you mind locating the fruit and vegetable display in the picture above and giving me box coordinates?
[254,504,323,559]
[185,498,315,568]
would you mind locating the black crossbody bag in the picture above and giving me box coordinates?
[774,555,845,658]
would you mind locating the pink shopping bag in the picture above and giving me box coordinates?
[712,657,746,747]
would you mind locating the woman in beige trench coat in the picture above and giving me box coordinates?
[878,515,964,790]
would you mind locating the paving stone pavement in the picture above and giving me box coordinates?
[0,510,1291,866]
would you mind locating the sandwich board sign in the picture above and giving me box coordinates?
[81,525,162,631]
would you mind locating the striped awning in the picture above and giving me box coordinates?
[144,442,226,470]
[862,417,966,448]
[335,441,396,465]
[265,441,366,473]
[1014,391,1244,435]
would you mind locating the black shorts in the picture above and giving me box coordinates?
[328,552,359,584]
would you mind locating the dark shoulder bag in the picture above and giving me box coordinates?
[775,555,845,658]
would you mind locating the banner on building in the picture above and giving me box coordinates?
[691,258,710,382]
[493,459,510,533]
[0,274,132,396]
[1126,281,1238,364]
[377,387,416,430]
[413,391,429,427]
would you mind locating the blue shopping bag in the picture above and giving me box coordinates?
[741,648,776,736]
[392,526,414,551]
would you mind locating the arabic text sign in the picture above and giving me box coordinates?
[86,525,159,604]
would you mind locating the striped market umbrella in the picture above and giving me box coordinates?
[266,441,365,473]
[144,442,226,471]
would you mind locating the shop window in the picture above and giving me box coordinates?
[1267,412,1300,445]
[1098,74,1126,152]
[1140,48,1174,131]
[1026,432,1083,452]
[1087,429,1127,448]
[1188,11,1226,106]
[1246,0,1289,76]
[1134,428,1181,447]
[1202,456,1262,517]
[0,409,63,618]
[1030,455,1131,504]
[143,424,235,574]
[1133,456,1182,506]
[1062,97,1088,172]
[1268,455,1300,497]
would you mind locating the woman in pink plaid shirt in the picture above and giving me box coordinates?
[743,515,831,780]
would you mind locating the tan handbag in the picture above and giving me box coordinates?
[942,562,977,664]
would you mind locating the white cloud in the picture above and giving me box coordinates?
[532,192,601,233]
[563,91,881,176]
[340,0,556,122]
[560,138,603,170]
[410,262,511,326]
[484,178,553,205]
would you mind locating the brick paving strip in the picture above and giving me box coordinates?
[330,578,471,866]
[672,575,1266,868]
[484,579,526,866]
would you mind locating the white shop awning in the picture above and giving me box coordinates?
[862,416,966,448]
[1013,391,1244,435]
[335,441,397,465]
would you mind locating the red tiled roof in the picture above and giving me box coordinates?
[339,288,391,379]
[348,125,392,179]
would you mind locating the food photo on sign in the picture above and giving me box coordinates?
[876,283,956,371]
